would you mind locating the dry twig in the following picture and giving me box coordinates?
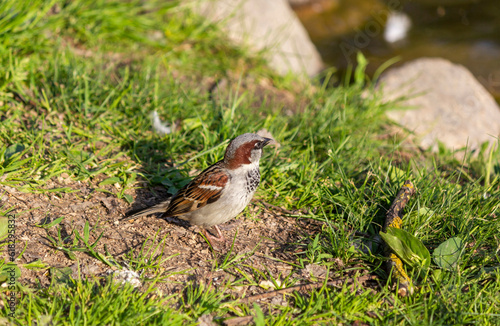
[223,274,377,326]
[383,180,416,296]
[240,274,376,304]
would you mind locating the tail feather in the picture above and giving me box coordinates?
[121,199,172,222]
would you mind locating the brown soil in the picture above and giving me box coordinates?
[4,176,333,298]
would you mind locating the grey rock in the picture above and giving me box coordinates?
[378,57,500,153]
[191,0,324,77]
[302,263,327,279]
[197,314,217,326]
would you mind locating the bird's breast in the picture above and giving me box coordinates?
[222,165,260,207]
[245,167,261,194]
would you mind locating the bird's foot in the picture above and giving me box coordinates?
[201,226,227,250]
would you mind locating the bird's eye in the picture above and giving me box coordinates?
[254,141,263,149]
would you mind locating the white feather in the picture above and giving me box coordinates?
[198,184,223,190]
[151,110,171,135]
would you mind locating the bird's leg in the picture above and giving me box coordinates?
[213,225,226,242]
[201,226,226,248]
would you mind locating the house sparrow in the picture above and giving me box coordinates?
[123,133,272,247]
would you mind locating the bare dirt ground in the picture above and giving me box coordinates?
[4,176,339,300]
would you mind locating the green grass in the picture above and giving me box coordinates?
[19,277,190,325]
[1,0,500,324]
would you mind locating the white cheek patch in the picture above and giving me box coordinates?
[198,184,223,191]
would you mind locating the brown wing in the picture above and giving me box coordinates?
[164,162,229,217]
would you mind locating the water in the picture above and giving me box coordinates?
[293,0,500,99]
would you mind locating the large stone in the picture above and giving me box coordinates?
[191,0,324,77]
[378,57,500,153]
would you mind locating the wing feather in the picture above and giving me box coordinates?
[164,162,229,217]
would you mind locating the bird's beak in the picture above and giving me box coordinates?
[262,138,273,147]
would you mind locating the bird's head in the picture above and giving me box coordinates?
[224,133,272,169]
